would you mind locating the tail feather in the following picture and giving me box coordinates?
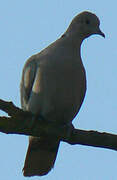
[23,136,60,177]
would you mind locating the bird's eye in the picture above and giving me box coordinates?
[85,19,90,25]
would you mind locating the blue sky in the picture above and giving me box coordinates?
[0,0,117,180]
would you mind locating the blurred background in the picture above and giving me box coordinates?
[0,0,117,179]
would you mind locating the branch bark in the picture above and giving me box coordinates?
[0,99,117,151]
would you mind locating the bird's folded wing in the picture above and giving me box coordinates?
[20,56,37,110]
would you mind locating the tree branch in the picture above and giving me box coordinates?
[0,99,117,151]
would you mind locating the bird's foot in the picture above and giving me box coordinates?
[61,122,74,141]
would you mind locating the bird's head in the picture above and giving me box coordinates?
[66,11,105,40]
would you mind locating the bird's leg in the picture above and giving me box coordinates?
[60,122,75,141]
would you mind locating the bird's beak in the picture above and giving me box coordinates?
[95,28,105,38]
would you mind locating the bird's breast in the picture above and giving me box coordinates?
[39,58,86,123]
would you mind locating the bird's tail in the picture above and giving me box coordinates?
[23,136,60,177]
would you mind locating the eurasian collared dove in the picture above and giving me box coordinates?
[20,11,105,177]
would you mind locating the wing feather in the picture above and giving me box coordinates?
[20,56,37,110]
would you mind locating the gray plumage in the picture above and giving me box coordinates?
[20,11,105,177]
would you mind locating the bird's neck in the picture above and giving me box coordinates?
[61,32,83,58]
[63,31,83,46]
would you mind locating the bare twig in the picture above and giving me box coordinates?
[0,99,117,151]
